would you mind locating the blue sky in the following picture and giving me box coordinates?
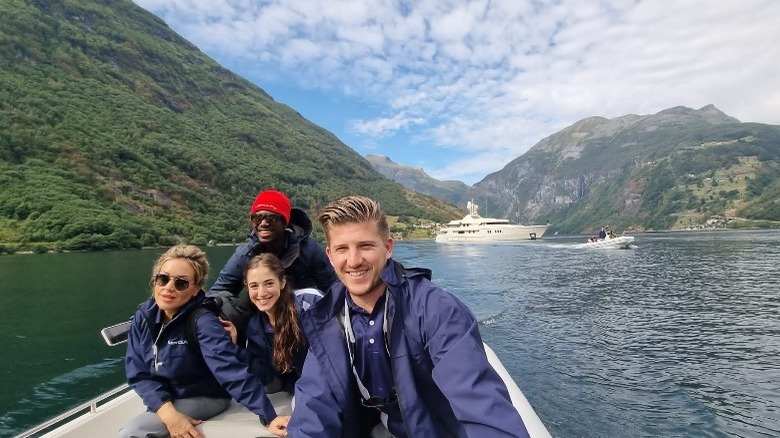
[133,0,780,185]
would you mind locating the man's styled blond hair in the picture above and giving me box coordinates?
[318,195,390,240]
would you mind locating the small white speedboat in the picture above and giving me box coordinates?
[584,235,635,249]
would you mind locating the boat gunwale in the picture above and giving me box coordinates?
[13,384,131,438]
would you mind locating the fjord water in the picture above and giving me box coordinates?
[1,230,779,437]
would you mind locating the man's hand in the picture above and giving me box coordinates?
[157,401,203,438]
[268,415,291,437]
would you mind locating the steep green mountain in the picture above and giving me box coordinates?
[0,0,457,253]
[365,154,470,206]
[469,105,780,234]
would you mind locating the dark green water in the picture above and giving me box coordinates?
[2,231,780,437]
[0,246,237,437]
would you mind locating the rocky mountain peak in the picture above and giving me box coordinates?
[469,104,779,233]
[366,153,393,164]
[365,154,471,205]
[531,105,741,161]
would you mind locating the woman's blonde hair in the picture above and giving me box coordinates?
[150,244,209,292]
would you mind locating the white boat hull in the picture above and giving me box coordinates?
[436,224,550,242]
[435,200,550,243]
[21,344,551,438]
[584,235,635,249]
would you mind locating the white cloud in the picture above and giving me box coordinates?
[350,113,426,137]
[134,0,780,183]
[430,152,513,185]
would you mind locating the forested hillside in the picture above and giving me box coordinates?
[0,0,457,253]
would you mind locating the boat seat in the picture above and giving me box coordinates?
[36,344,551,437]
[39,390,293,438]
[199,391,293,438]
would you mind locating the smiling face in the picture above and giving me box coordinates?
[326,220,393,312]
[153,258,200,322]
[251,210,286,246]
[246,264,286,316]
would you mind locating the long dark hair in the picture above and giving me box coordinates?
[244,253,304,372]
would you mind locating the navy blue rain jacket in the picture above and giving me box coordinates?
[125,291,277,423]
[208,208,336,294]
[241,288,323,391]
[288,259,530,437]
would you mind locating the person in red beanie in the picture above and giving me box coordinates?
[248,190,292,252]
[208,190,337,334]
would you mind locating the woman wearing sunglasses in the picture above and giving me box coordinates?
[121,245,288,438]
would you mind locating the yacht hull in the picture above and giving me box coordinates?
[435,224,550,242]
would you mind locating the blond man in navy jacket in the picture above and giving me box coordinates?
[288,196,529,438]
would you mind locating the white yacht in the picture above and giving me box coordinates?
[436,200,549,243]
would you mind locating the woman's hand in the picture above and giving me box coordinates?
[268,415,291,437]
[157,401,203,438]
[219,317,238,345]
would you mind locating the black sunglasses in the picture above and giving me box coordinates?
[152,273,192,292]
[250,213,283,226]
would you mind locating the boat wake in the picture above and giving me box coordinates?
[479,309,509,327]
[0,358,123,433]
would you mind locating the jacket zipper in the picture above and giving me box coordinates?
[385,289,413,438]
[151,313,181,373]
[153,322,166,372]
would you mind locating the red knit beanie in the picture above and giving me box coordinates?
[250,190,291,225]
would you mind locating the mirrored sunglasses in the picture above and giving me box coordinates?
[152,273,191,292]
[251,212,283,226]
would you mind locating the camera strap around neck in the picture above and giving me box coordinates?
[343,291,389,401]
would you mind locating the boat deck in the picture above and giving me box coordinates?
[38,390,292,438]
[23,344,550,438]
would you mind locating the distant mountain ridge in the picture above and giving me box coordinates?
[468,105,780,233]
[365,154,470,206]
[366,106,779,233]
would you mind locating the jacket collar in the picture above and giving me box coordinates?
[307,258,431,322]
[382,259,432,287]
[139,290,207,325]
